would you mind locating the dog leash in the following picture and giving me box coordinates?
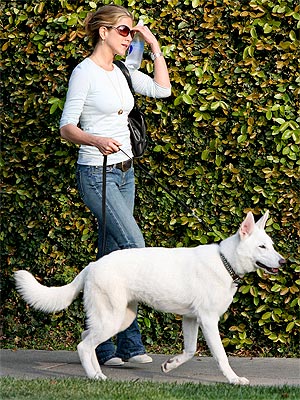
[101,155,108,257]
[119,148,203,225]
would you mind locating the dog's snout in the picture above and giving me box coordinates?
[279,258,286,266]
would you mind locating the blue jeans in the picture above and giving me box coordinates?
[76,164,146,364]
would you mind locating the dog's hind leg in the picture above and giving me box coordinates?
[78,317,128,380]
[200,313,249,385]
[162,316,198,373]
[80,329,104,375]
[77,338,106,380]
[77,332,107,380]
[78,291,129,379]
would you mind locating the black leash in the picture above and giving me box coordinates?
[119,148,203,225]
[101,155,108,257]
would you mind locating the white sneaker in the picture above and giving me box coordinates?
[103,357,125,366]
[127,354,153,364]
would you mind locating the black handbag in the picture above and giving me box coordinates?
[114,60,147,158]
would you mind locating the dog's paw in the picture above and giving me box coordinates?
[161,358,177,373]
[93,372,107,381]
[230,376,250,385]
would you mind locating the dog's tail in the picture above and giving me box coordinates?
[14,266,89,313]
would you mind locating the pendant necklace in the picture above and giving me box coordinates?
[105,68,124,115]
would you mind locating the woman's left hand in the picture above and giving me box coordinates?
[132,24,161,53]
[132,23,171,89]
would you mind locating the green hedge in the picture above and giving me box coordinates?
[1,0,299,357]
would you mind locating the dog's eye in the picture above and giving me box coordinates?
[259,245,266,249]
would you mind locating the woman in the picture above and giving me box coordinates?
[59,5,171,367]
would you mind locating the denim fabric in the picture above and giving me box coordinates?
[76,164,146,363]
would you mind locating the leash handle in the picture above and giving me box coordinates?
[119,148,203,225]
[101,155,108,257]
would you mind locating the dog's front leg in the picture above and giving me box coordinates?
[200,314,249,385]
[162,316,198,373]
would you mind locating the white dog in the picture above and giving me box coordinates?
[15,211,285,384]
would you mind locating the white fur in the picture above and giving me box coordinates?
[14,211,285,384]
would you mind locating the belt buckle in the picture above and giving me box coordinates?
[119,161,125,172]
[123,160,131,172]
[115,160,131,172]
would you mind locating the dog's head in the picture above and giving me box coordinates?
[237,211,286,275]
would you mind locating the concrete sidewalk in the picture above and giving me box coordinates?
[0,349,299,386]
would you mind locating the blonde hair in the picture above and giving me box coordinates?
[85,5,133,48]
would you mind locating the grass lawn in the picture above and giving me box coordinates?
[1,377,299,400]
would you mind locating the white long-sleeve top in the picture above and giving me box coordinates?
[60,58,171,165]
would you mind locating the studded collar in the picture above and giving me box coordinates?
[219,252,242,285]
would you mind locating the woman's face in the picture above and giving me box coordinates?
[105,17,134,56]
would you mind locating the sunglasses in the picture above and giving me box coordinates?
[107,25,135,39]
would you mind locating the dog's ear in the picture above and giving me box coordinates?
[256,210,269,230]
[239,212,255,239]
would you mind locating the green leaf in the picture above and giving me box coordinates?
[174,96,182,106]
[182,94,193,104]
[271,284,282,292]
[263,24,273,33]
[256,305,267,313]
[211,101,220,111]
[201,150,209,160]
[250,27,257,38]
[262,312,272,320]
[50,103,58,114]
[215,155,222,167]
[286,322,295,332]
[266,110,272,120]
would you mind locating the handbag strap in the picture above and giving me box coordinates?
[100,61,135,258]
[100,62,139,257]
[113,60,135,98]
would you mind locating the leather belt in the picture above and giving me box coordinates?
[108,160,132,172]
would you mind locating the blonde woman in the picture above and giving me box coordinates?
[60,5,171,367]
